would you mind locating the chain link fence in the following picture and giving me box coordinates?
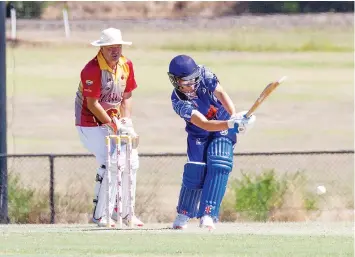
[2,150,354,224]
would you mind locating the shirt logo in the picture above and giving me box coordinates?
[86,80,93,86]
[220,130,228,136]
[205,105,217,120]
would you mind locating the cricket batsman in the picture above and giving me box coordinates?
[168,55,256,230]
[75,28,144,227]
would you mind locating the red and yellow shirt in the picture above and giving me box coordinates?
[75,52,137,126]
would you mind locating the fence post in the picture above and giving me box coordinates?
[0,1,8,224]
[49,155,55,224]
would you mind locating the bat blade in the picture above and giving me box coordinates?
[245,76,287,118]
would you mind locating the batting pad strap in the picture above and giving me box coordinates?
[198,137,233,219]
[176,162,206,218]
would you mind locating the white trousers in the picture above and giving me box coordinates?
[76,126,139,219]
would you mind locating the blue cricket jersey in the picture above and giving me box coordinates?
[171,66,237,162]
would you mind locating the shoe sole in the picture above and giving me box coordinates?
[173,225,187,230]
[113,217,144,227]
[96,223,116,228]
[199,224,215,230]
[109,220,144,227]
[123,221,144,227]
[93,219,116,228]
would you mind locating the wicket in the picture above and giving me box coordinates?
[105,134,134,228]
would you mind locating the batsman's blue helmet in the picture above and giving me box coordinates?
[167,55,201,91]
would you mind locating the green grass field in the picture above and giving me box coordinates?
[4,24,354,224]
[1,223,353,257]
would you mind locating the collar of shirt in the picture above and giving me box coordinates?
[97,51,126,84]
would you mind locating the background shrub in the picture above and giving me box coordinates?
[220,170,320,222]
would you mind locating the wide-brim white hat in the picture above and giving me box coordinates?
[91,28,132,46]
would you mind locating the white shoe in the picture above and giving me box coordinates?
[123,215,144,227]
[199,215,215,230]
[172,214,190,230]
[112,208,144,227]
[92,217,116,228]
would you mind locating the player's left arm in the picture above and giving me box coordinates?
[120,92,133,118]
[117,59,139,146]
[213,83,236,116]
[203,67,236,116]
[120,59,137,118]
[118,92,139,148]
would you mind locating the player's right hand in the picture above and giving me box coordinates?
[103,119,118,135]
[227,111,256,134]
[116,118,140,148]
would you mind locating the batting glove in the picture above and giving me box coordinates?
[103,119,118,135]
[117,118,140,149]
[227,111,256,134]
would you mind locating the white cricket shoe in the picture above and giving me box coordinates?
[111,208,144,227]
[199,215,215,230]
[172,214,190,230]
[92,217,116,228]
[123,215,144,227]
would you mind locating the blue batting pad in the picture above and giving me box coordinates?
[197,137,233,219]
[176,162,206,218]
